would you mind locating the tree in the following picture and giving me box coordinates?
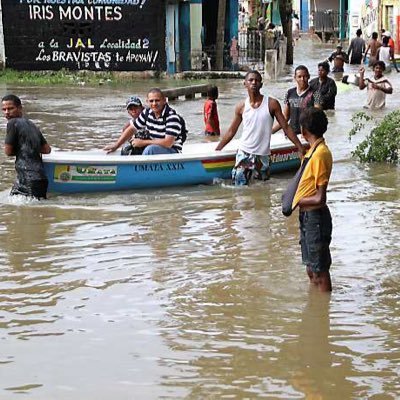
[215,0,226,70]
[278,0,294,65]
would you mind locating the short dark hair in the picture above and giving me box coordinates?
[356,29,362,36]
[2,94,22,107]
[207,85,219,99]
[373,60,386,70]
[294,65,310,77]
[244,70,262,81]
[372,32,378,39]
[147,87,165,98]
[318,61,330,73]
[299,108,328,137]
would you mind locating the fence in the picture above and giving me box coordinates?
[200,30,282,72]
[313,10,348,40]
[238,30,280,66]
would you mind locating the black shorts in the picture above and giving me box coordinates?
[299,206,332,273]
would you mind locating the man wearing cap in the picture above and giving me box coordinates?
[103,95,144,153]
[381,30,395,52]
[381,30,399,72]
[327,44,348,72]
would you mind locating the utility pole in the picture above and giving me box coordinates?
[278,0,294,65]
[215,0,226,70]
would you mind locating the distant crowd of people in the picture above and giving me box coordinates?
[328,29,399,73]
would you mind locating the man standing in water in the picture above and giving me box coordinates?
[309,61,337,110]
[215,70,306,185]
[327,44,348,73]
[2,94,51,199]
[273,65,321,136]
[359,61,393,109]
[347,29,366,65]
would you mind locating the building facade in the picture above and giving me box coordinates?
[0,0,238,73]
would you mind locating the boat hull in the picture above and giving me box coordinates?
[43,137,303,193]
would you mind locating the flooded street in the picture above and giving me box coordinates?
[0,38,399,399]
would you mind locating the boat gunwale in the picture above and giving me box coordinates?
[43,139,300,165]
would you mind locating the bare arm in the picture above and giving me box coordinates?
[363,44,370,61]
[41,143,51,154]
[359,67,367,90]
[298,185,327,208]
[270,98,306,155]
[272,103,290,134]
[103,124,136,153]
[215,101,244,150]
[372,81,393,94]
[4,144,15,156]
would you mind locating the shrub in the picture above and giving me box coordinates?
[348,110,400,164]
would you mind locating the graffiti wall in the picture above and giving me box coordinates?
[1,0,166,71]
[360,0,379,38]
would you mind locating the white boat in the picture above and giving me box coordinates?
[43,134,304,194]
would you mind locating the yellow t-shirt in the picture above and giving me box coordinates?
[292,138,333,209]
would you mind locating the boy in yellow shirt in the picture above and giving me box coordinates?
[294,108,333,292]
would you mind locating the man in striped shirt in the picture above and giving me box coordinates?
[132,88,184,154]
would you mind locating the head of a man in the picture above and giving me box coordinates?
[2,94,23,120]
[317,61,330,80]
[126,95,143,120]
[147,88,166,118]
[300,107,328,139]
[294,65,310,91]
[244,70,263,93]
[373,61,385,78]
[382,36,390,47]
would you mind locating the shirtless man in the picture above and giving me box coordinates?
[364,32,381,67]
[215,70,306,185]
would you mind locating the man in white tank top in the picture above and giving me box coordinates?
[216,70,306,185]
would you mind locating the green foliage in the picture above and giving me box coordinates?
[0,68,116,86]
[348,111,400,164]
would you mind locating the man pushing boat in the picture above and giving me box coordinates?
[215,70,306,185]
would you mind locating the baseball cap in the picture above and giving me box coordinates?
[336,43,343,48]
[383,31,391,37]
[126,95,142,109]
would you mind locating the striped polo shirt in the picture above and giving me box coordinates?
[134,104,183,152]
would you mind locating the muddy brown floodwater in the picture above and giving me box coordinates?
[0,38,399,399]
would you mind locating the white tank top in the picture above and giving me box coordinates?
[379,47,391,66]
[239,96,274,155]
